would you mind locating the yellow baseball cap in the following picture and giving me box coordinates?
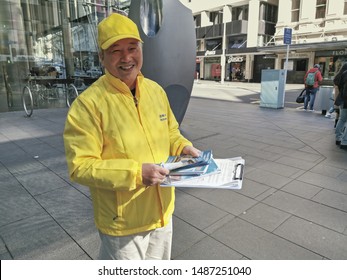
[97,13,143,50]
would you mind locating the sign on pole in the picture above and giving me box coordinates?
[283,28,292,45]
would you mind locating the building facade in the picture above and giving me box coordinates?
[0,0,129,112]
[181,0,347,84]
[1,0,347,112]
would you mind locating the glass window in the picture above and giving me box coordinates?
[259,3,278,23]
[316,0,326,5]
[316,0,326,19]
[209,11,222,24]
[291,0,300,22]
[194,14,201,27]
[232,5,248,21]
[292,0,300,9]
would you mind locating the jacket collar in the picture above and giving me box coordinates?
[104,69,144,94]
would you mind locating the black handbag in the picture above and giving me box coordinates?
[296,89,306,103]
[334,92,343,106]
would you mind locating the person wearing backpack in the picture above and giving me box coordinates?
[333,62,347,149]
[303,64,323,111]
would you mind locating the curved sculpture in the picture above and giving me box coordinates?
[128,0,196,124]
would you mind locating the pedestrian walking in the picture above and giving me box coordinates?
[333,62,347,149]
[303,64,323,111]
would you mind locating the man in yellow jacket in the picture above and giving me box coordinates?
[63,13,200,260]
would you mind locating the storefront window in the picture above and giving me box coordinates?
[0,0,116,112]
[315,52,347,80]
[204,57,221,80]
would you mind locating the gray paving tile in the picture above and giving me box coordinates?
[281,180,322,199]
[175,190,228,230]
[175,236,243,260]
[237,179,271,199]
[198,188,258,216]
[297,171,347,195]
[0,214,85,259]
[1,153,46,175]
[35,187,94,231]
[58,216,100,260]
[241,203,292,232]
[310,162,345,179]
[171,217,206,260]
[275,155,319,170]
[17,141,61,158]
[254,187,277,201]
[245,168,293,189]
[312,189,347,212]
[232,145,283,162]
[203,214,235,235]
[0,178,46,227]
[38,154,68,173]
[262,190,347,233]
[0,252,12,260]
[274,216,347,259]
[15,169,69,196]
[0,237,7,255]
[211,218,322,259]
[252,160,303,178]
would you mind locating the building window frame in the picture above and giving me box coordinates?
[315,0,326,19]
[291,0,300,22]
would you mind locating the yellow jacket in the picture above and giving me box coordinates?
[63,71,192,236]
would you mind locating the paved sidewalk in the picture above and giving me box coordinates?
[1,84,347,260]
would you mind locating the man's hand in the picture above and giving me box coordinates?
[182,146,201,157]
[142,163,169,186]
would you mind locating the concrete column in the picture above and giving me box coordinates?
[61,0,74,78]
[247,0,260,47]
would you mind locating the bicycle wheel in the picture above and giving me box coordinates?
[66,84,79,107]
[22,86,34,117]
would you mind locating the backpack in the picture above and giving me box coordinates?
[305,70,318,87]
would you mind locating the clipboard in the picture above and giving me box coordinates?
[161,157,245,189]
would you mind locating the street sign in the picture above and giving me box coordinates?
[283,28,292,45]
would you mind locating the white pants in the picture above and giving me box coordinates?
[98,218,173,260]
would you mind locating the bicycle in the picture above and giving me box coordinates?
[66,77,86,107]
[22,75,79,117]
[66,83,79,107]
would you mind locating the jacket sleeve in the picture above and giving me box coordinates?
[63,97,140,192]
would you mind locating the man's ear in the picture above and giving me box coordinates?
[99,51,104,65]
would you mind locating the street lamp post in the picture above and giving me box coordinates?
[220,8,226,84]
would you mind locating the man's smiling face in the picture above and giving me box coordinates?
[101,38,143,89]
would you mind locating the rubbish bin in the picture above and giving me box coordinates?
[314,86,334,115]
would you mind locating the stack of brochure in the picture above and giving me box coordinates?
[162,150,214,175]
[160,150,245,190]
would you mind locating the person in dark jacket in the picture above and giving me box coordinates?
[303,64,323,111]
[333,62,347,149]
